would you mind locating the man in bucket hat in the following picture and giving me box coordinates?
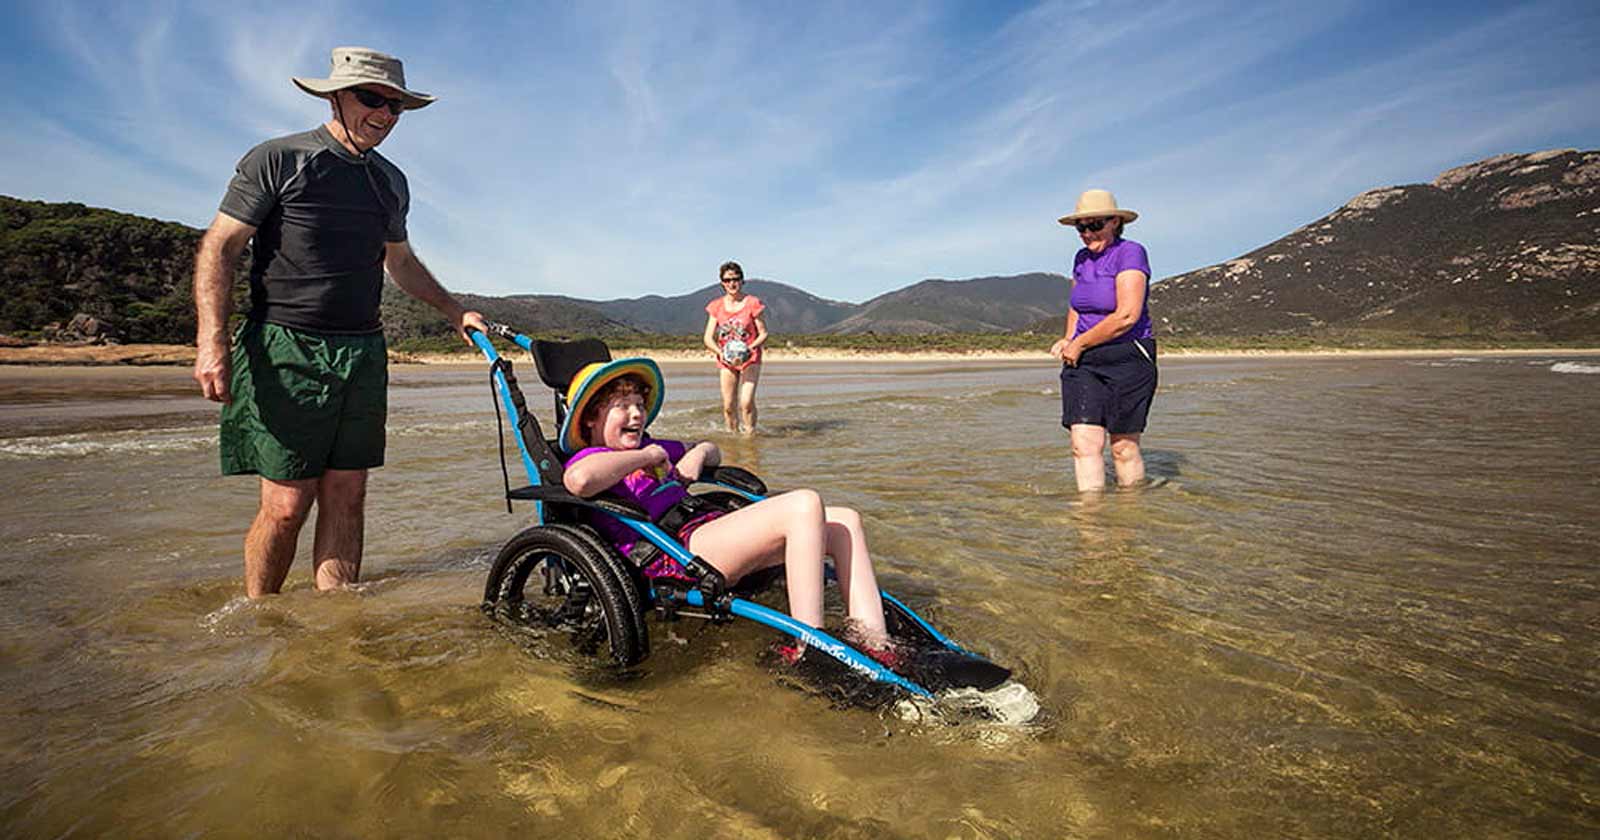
[192,47,485,597]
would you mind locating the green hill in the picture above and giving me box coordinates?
[0,196,633,348]
[0,196,233,343]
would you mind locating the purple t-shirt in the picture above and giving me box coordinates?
[565,436,690,555]
[1069,238,1153,342]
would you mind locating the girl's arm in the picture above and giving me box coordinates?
[563,445,670,497]
[702,314,720,355]
[673,441,722,482]
[748,314,769,350]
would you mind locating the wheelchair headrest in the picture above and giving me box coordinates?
[532,338,612,391]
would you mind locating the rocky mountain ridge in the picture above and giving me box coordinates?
[1147,149,1600,341]
[5,148,1597,346]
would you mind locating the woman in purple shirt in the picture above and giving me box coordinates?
[1049,189,1158,491]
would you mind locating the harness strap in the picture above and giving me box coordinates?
[626,540,662,568]
[625,493,733,612]
[489,358,514,513]
[655,492,717,536]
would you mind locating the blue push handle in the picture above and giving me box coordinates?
[469,324,544,511]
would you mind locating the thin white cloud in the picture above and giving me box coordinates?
[2,0,1596,303]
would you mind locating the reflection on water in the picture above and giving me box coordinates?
[1,354,1598,837]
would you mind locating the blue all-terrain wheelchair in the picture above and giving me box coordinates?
[469,324,1011,700]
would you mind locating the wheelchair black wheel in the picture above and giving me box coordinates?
[570,522,650,658]
[485,524,647,666]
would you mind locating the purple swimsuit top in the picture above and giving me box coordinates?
[565,436,690,554]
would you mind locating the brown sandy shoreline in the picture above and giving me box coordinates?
[2,342,1598,367]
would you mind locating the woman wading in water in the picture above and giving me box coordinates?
[702,260,768,434]
[1050,189,1159,491]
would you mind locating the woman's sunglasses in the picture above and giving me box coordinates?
[1074,218,1110,233]
[721,277,743,285]
[350,88,405,115]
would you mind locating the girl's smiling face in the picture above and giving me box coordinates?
[586,391,648,450]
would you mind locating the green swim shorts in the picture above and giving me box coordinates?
[219,321,388,480]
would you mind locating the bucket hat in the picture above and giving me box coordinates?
[293,46,436,110]
[557,358,665,454]
[1058,189,1138,225]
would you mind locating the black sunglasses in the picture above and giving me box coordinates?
[721,276,743,284]
[1074,218,1110,233]
[350,88,405,115]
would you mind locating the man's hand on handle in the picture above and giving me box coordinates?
[457,310,488,344]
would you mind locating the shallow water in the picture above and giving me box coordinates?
[1,354,1596,838]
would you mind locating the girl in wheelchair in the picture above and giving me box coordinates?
[560,364,897,666]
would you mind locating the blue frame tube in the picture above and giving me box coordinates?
[621,515,972,693]
[470,329,545,523]
[656,585,932,698]
[475,325,964,697]
[623,518,942,695]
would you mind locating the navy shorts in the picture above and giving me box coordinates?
[1060,338,1158,434]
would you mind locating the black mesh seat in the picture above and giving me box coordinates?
[531,338,611,425]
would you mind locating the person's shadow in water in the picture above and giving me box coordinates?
[1127,447,1185,486]
[750,418,850,438]
[1057,447,1186,493]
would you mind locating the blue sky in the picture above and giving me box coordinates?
[2,0,1597,302]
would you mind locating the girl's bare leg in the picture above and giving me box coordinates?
[718,367,739,432]
[822,505,888,644]
[686,489,828,627]
[736,363,761,433]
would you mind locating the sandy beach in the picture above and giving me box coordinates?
[3,341,1597,367]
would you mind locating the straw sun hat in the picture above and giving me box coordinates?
[1057,189,1138,226]
[292,46,437,110]
[557,358,666,454]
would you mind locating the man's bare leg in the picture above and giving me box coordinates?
[313,468,369,590]
[244,477,318,598]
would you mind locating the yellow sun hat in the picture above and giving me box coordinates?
[556,357,665,454]
[1057,188,1138,225]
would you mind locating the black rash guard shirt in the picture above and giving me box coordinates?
[218,125,409,334]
